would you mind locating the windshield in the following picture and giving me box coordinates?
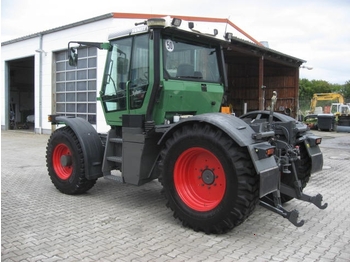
[163,38,221,83]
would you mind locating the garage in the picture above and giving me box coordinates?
[7,56,35,131]
[224,39,303,117]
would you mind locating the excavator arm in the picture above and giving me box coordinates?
[310,93,344,113]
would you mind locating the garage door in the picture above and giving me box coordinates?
[55,47,97,124]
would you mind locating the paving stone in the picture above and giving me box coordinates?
[1,130,350,261]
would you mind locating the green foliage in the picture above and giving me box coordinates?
[339,80,350,101]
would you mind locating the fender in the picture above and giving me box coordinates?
[56,116,104,180]
[304,135,323,174]
[159,113,257,147]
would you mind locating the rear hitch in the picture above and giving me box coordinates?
[259,200,304,227]
[284,152,328,209]
[260,175,327,227]
[259,179,327,227]
[281,184,328,210]
[303,193,328,210]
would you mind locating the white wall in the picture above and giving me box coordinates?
[1,17,141,134]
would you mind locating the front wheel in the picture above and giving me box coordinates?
[46,126,97,194]
[159,123,259,234]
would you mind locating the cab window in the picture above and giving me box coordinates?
[101,34,149,112]
[163,38,220,83]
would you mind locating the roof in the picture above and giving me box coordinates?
[1,12,258,46]
[1,12,305,65]
[228,36,306,65]
[1,13,115,46]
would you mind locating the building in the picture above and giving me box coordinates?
[1,12,305,134]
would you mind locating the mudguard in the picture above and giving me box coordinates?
[56,116,104,180]
[304,135,323,174]
[159,113,257,147]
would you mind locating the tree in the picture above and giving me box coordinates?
[299,78,313,99]
[299,79,333,99]
[339,80,350,103]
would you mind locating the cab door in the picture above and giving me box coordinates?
[100,34,149,126]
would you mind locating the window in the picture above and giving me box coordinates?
[55,47,97,124]
[163,38,221,83]
[101,37,132,112]
[101,34,149,112]
[130,34,149,109]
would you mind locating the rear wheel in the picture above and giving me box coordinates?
[160,123,259,234]
[46,126,97,194]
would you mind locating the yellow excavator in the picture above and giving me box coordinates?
[306,93,350,130]
[309,93,345,114]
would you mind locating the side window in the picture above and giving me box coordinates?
[101,34,149,112]
[102,38,132,112]
[130,34,149,109]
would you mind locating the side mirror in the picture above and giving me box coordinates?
[68,47,78,67]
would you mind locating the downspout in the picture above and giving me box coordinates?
[37,34,43,134]
[4,62,9,129]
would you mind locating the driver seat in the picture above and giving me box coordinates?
[176,64,194,78]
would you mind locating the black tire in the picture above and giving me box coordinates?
[279,142,311,203]
[159,123,259,234]
[46,126,97,194]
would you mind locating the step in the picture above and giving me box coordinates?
[106,156,122,163]
[110,137,123,143]
[104,174,124,183]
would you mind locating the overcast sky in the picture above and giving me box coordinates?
[1,0,349,84]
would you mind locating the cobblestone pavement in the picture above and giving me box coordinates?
[1,130,350,262]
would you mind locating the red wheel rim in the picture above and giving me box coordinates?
[174,147,226,212]
[53,143,73,180]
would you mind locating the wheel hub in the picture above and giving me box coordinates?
[60,155,72,167]
[174,147,226,212]
[202,169,215,185]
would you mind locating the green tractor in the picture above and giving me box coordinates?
[46,17,327,234]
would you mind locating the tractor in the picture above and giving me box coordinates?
[46,17,327,234]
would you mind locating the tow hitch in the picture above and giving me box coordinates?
[259,200,305,227]
[260,138,328,227]
[260,189,327,227]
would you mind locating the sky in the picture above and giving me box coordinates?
[1,0,350,84]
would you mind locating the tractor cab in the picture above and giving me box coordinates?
[96,18,227,128]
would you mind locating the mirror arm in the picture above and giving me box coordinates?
[67,41,111,67]
[68,41,111,50]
